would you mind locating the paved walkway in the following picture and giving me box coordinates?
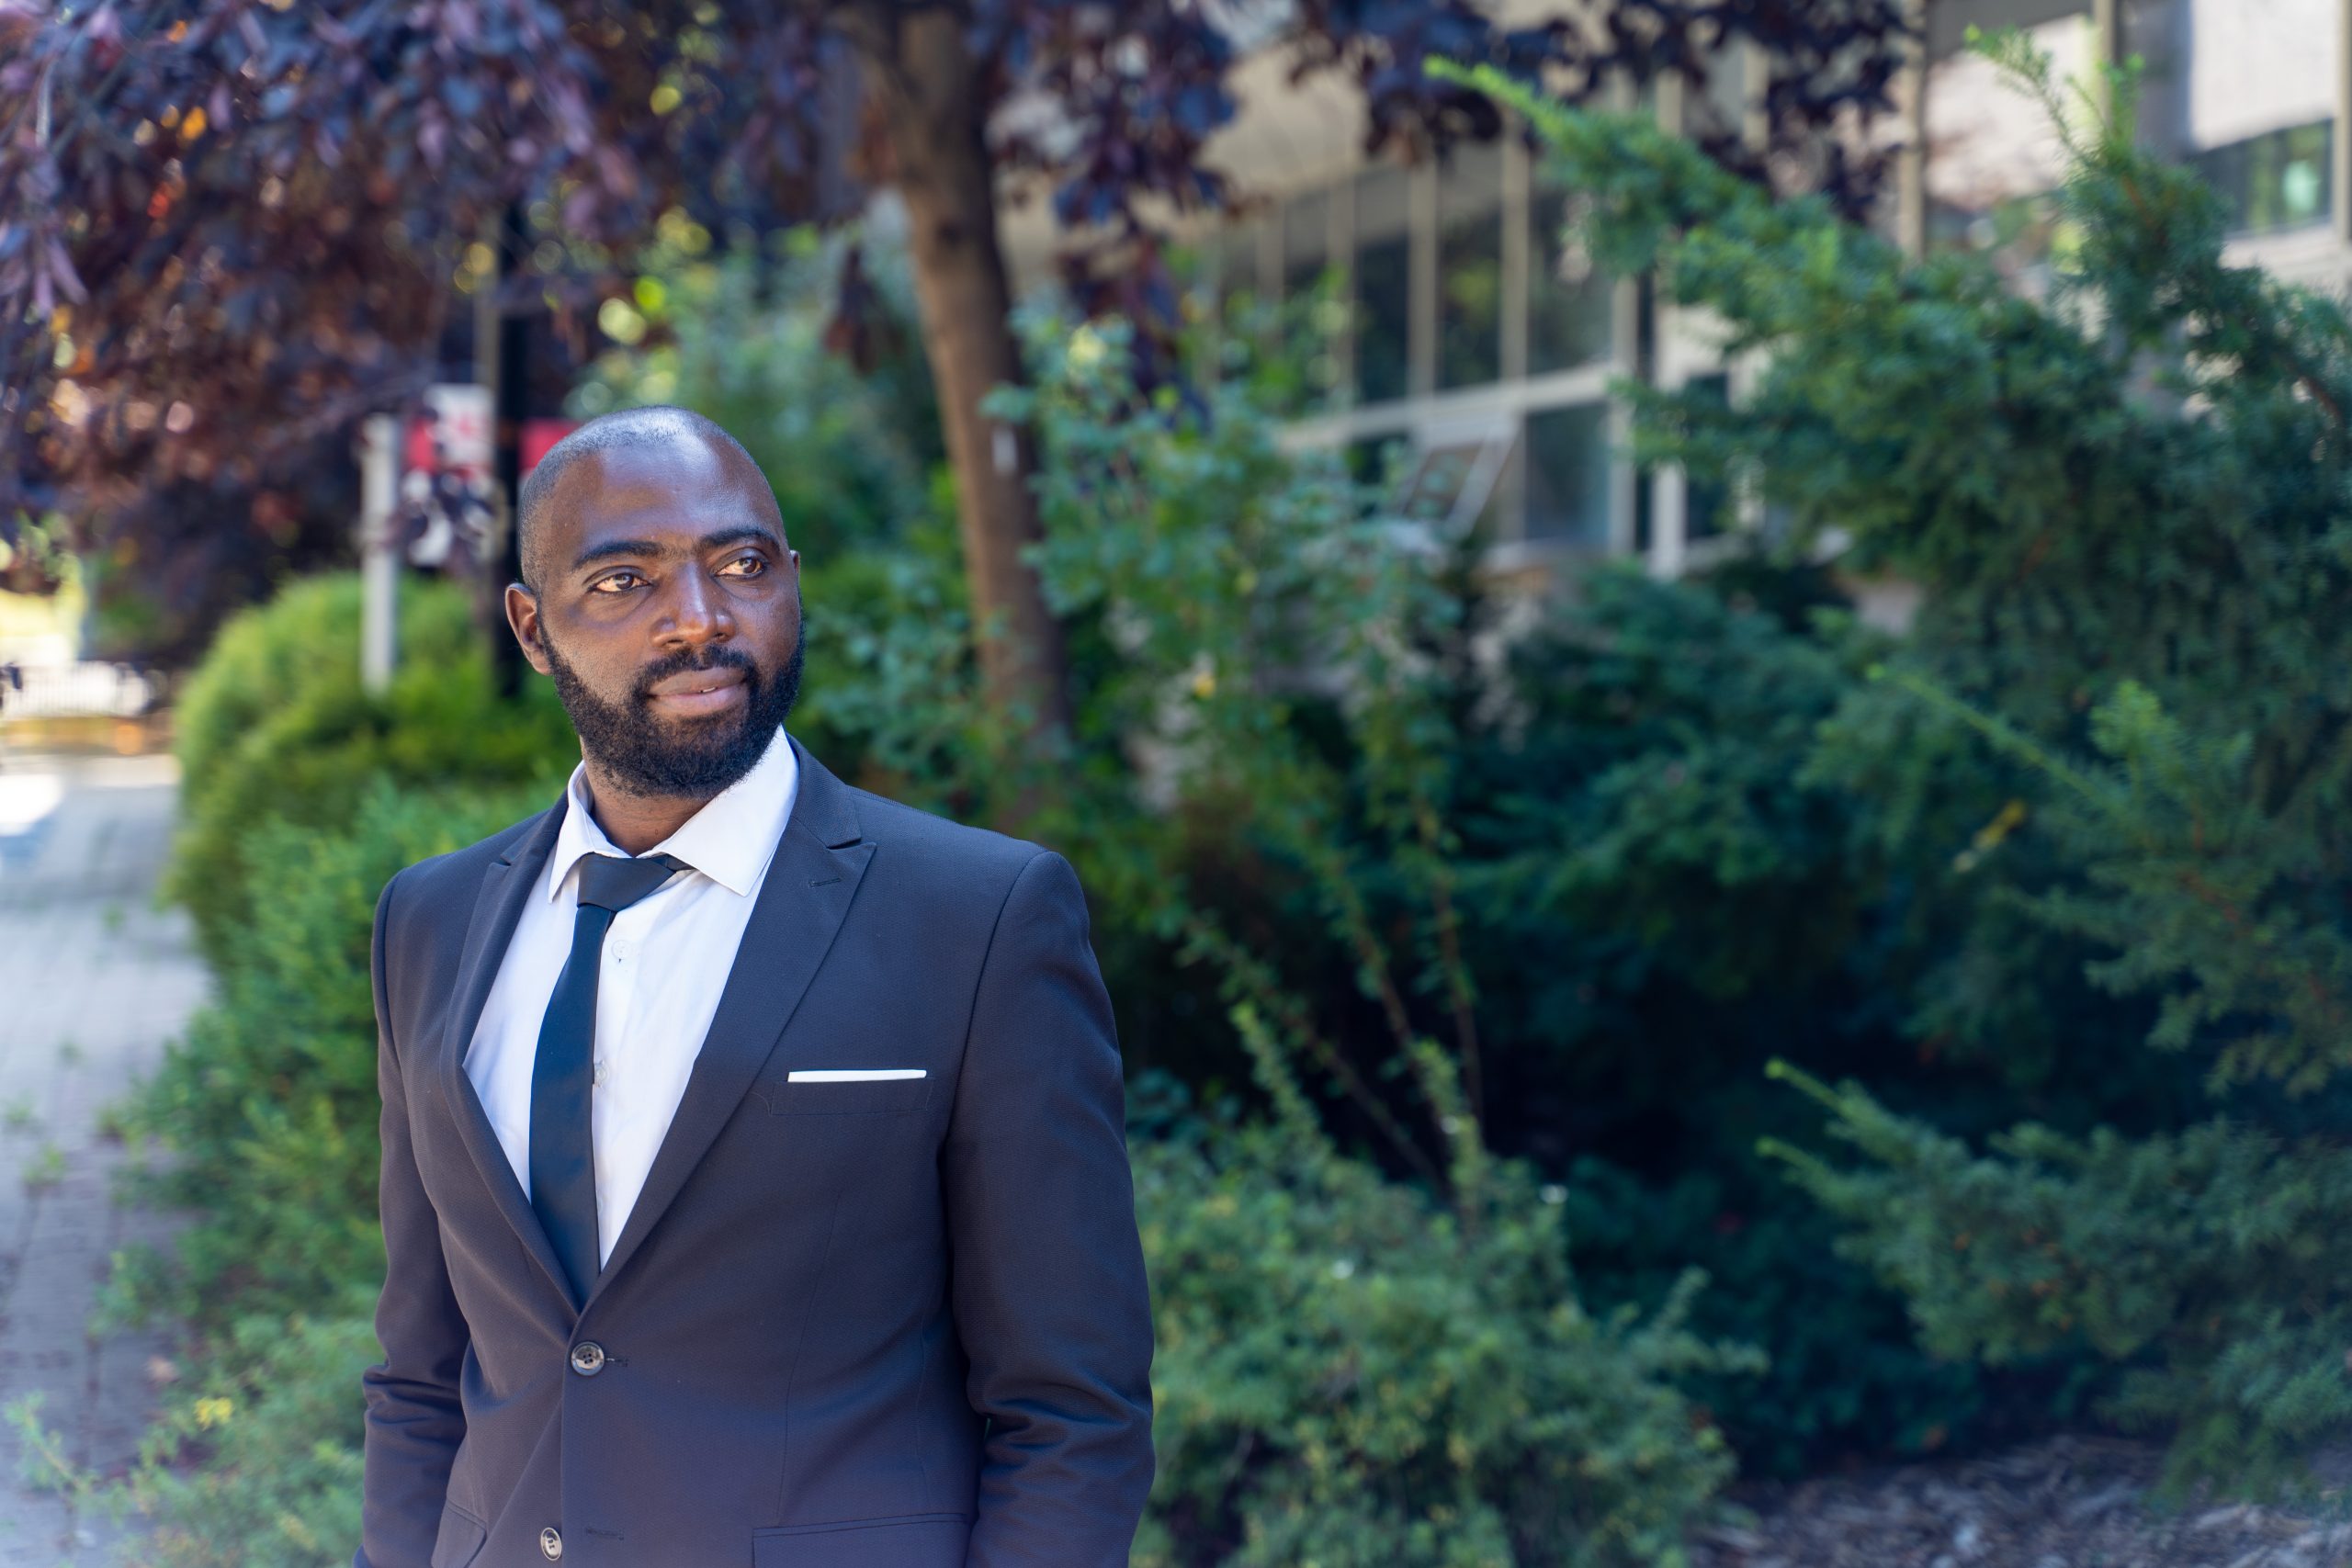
[0,750,209,1565]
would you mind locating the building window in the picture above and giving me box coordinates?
[1438,143,1504,390]
[1281,190,1342,410]
[2189,120,2333,236]
[1528,173,1612,373]
[1682,373,1732,541]
[1523,402,1611,546]
[1213,219,1264,321]
[1354,166,1412,406]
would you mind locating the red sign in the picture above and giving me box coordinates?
[522,418,579,476]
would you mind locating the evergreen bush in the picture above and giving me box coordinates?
[129,779,557,1324]
[582,232,2069,1476]
[1136,1084,1745,1568]
[165,573,573,964]
[1458,33,2352,1494]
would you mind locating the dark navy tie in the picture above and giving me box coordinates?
[531,851,688,1303]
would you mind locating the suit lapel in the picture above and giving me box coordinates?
[591,741,873,1300]
[435,797,582,1311]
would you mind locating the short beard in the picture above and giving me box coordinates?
[541,617,804,801]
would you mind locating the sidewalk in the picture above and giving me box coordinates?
[0,751,209,1564]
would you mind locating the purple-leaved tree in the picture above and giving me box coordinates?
[0,0,1909,715]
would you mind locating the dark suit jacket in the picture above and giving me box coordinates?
[356,740,1155,1568]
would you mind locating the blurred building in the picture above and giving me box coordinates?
[1003,0,2347,588]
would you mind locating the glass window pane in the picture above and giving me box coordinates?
[1529,177,1611,373]
[1524,403,1611,546]
[1283,191,1329,288]
[2190,119,2334,235]
[1439,143,1502,390]
[1348,429,1411,489]
[1353,165,1411,406]
[1401,444,1481,523]
[2281,122,2330,226]
[1700,43,1747,140]
[1281,191,1340,410]
[1683,374,1731,541]
[1216,219,1264,320]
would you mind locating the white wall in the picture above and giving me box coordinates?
[1925,14,2095,212]
[2185,0,2336,149]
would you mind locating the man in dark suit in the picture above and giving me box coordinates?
[357,406,1155,1568]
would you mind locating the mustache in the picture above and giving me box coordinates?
[630,644,756,704]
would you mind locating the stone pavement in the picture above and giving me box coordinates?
[0,750,209,1565]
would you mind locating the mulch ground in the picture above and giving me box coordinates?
[1688,1435,2352,1568]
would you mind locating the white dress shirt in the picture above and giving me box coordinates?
[464,725,799,1267]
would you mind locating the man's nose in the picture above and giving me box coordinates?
[659,570,733,647]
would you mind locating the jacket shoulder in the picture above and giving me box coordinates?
[844,785,1052,889]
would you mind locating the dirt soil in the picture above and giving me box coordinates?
[1688,1435,2352,1568]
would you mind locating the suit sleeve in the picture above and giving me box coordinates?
[356,868,470,1568]
[944,850,1156,1567]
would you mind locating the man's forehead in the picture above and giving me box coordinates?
[562,432,740,500]
[546,434,777,531]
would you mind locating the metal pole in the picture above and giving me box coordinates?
[1896,0,1931,258]
[359,414,401,696]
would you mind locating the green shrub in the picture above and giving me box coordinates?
[82,777,554,1567]
[1457,34,2352,1495]
[1135,1080,1749,1568]
[571,223,943,563]
[124,1302,377,1568]
[165,573,573,964]
[129,778,555,1324]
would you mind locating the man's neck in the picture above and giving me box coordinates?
[578,762,715,856]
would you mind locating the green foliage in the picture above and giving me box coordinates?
[13,1304,375,1568]
[814,297,2037,1478]
[1135,1081,1748,1568]
[19,1140,62,1192]
[130,780,554,1323]
[1763,1061,2352,1498]
[165,573,573,965]
[125,1304,377,1568]
[571,224,944,563]
[111,586,578,1561]
[1459,37,2352,1494]
[995,328,1759,1547]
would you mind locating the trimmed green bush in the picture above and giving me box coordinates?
[1136,1089,1748,1568]
[165,573,573,964]
[1455,33,2352,1495]
[126,1303,377,1568]
[129,778,558,1324]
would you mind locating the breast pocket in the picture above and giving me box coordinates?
[754,1074,933,1116]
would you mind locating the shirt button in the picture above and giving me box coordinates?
[570,1340,606,1377]
[593,1057,607,1088]
[540,1526,563,1560]
[610,939,630,962]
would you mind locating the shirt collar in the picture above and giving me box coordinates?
[546,726,800,903]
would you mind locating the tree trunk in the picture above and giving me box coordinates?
[852,6,1072,734]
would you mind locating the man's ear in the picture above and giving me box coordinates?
[504,582,554,677]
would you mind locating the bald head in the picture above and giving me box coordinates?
[516,406,777,593]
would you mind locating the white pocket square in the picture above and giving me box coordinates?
[786,1068,927,1083]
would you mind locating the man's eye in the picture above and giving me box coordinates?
[591,571,644,594]
[718,554,766,578]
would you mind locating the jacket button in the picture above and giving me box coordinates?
[569,1340,605,1376]
[540,1525,563,1560]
